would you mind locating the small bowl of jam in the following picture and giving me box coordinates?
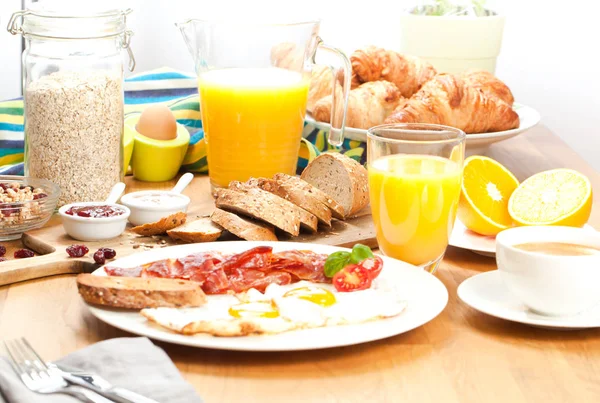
[59,202,130,241]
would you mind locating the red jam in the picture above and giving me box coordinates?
[65,205,125,218]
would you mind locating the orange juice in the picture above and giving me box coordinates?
[369,155,462,266]
[199,68,309,188]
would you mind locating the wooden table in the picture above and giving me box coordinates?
[1,125,600,403]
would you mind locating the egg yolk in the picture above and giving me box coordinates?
[228,302,279,319]
[283,287,336,307]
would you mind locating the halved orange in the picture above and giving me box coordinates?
[508,169,592,227]
[457,156,520,236]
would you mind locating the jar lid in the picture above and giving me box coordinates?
[7,5,132,39]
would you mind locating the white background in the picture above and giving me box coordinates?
[1,0,599,169]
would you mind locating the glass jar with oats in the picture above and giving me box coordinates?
[8,5,136,206]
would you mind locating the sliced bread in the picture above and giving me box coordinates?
[167,217,223,243]
[300,152,369,217]
[228,181,319,233]
[211,208,278,241]
[245,177,332,227]
[215,188,301,236]
[272,173,345,220]
[77,273,206,309]
[131,212,187,236]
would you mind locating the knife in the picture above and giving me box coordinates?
[48,363,160,403]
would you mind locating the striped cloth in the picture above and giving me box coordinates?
[0,67,367,176]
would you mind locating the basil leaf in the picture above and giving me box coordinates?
[349,244,374,264]
[324,251,351,278]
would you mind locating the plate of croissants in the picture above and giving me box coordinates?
[304,46,540,151]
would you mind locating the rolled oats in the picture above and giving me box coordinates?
[25,70,123,207]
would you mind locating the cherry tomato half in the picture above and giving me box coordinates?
[358,256,383,280]
[332,264,372,292]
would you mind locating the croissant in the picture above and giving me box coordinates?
[384,74,520,134]
[350,46,436,98]
[270,42,303,70]
[307,65,336,113]
[313,81,404,129]
[462,69,515,105]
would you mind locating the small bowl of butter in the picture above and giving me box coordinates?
[120,173,193,226]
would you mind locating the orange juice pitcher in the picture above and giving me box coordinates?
[177,19,351,189]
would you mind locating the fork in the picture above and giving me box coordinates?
[4,338,114,403]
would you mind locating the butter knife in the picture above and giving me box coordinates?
[48,363,159,403]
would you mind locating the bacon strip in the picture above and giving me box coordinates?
[104,247,328,294]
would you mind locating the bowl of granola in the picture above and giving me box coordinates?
[0,176,60,241]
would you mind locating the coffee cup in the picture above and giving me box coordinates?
[496,226,600,317]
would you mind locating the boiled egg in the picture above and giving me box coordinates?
[136,105,178,140]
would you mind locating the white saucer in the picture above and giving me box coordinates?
[457,270,600,330]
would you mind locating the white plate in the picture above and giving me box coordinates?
[449,220,497,257]
[458,270,600,330]
[449,221,596,257]
[86,241,448,351]
[305,103,540,154]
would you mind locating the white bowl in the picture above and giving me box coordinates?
[119,190,190,226]
[496,226,600,317]
[59,202,130,241]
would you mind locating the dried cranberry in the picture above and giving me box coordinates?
[0,183,7,191]
[93,250,106,265]
[14,249,34,259]
[0,245,5,257]
[1,204,21,216]
[66,244,89,258]
[0,257,6,262]
[98,247,116,259]
[33,193,47,200]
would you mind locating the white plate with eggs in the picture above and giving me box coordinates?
[86,242,448,351]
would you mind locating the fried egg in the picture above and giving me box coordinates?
[141,281,407,337]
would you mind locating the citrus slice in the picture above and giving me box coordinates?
[457,156,520,236]
[508,169,592,227]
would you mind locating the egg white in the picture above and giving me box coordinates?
[141,279,407,337]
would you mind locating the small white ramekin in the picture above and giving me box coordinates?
[59,202,130,241]
[119,190,190,226]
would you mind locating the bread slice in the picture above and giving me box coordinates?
[273,173,345,220]
[77,273,206,309]
[167,217,223,243]
[215,188,301,236]
[211,208,278,241]
[228,181,319,233]
[243,177,331,227]
[300,153,369,217]
[131,212,187,236]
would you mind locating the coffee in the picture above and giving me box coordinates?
[513,242,600,256]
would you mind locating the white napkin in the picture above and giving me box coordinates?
[0,337,202,403]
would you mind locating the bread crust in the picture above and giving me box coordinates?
[167,217,222,243]
[77,274,206,309]
[273,173,346,219]
[131,212,187,236]
[211,208,278,241]
[215,188,301,236]
[248,177,332,227]
[228,181,318,233]
[301,153,369,217]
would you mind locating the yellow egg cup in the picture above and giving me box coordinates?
[123,124,135,172]
[125,114,190,182]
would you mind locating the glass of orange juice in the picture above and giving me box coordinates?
[177,19,351,189]
[367,124,466,273]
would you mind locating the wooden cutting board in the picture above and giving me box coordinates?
[0,175,376,286]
